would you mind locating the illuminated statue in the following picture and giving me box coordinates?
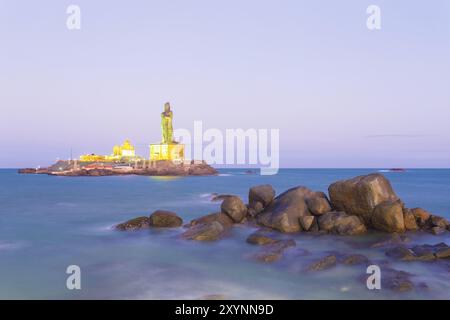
[161,102,174,144]
[150,102,184,162]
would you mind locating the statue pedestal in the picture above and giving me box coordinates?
[150,143,185,163]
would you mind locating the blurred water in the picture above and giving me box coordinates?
[0,169,449,299]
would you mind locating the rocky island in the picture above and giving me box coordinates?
[18,159,217,176]
[18,103,217,177]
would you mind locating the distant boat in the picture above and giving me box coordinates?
[378,168,406,173]
[389,168,406,172]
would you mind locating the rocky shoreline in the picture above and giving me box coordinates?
[18,160,218,176]
[115,172,450,293]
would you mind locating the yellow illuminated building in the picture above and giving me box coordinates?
[113,139,136,158]
[80,139,140,162]
[150,102,185,163]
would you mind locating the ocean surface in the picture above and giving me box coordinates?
[0,168,449,299]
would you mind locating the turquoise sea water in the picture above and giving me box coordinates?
[0,169,449,299]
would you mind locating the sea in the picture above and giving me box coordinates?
[0,168,449,299]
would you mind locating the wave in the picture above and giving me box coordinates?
[0,241,24,251]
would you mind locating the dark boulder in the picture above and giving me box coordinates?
[253,239,296,263]
[181,221,225,241]
[430,215,449,229]
[341,254,369,265]
[221,196,247,223]
[299,216,315,231]
[386,243,450,261]
[248,184,275,214]
[410,245,436,261]
[149,210,183,228]
[246,231,279,246]
[385,246,417,261]
[306,255,337,271]
[382,268,415,292]
[306,192,332,215]
[328,173,399,224]
[403,208,419,231]
[411,208,431,227]
[257,186,316,233]
[318,211,367,235]
[371,200,405,233]
[189,212,234,229]
[116,216,150,231]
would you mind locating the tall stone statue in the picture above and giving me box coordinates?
[161,102,174,144]
[150,102,184,162]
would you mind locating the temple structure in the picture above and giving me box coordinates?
[150,102,185,163]
[79,139,140,162]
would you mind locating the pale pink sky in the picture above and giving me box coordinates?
[1,0,449,168]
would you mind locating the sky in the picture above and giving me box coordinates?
[0,0,449,168]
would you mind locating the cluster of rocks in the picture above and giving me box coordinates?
[116,173,449,239]
[113,172,449,292]
[259,173,449,236]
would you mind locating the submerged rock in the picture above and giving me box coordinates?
[318,211,367,235]
[385,246,417,261]
[246,231,279,246]
[340,254,370,265]
[306,255,337,271]
[370,233,410,248]
[149,210,183,228]
[181,221,225,241]
[371,200,405,233]
[382,268,415,292]
[116,216,150,231]
[189,212,234,229]
[328,173,399,224]
[386,243,450,261]
[253,239,296,263]
[221,196,247,223]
